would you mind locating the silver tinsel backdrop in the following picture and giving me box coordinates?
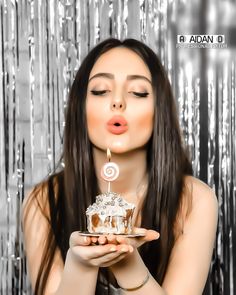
[0,0,235,294]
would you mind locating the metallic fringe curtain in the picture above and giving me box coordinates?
[0,0,235,294]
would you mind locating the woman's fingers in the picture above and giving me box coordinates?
[99,253,128,267]
[77,243,132,260]
[98,235,107,245]
[71,243,132,267]
[91,236,99,244]
[130,228,160,247]
[73,244,117,260]
[69,232,92,247]
[116,228,160,248]
[132,227,147,236]
[106,234,118,244]
[134,228,160,241]
[90,244,132,267]
[71,232,117,246]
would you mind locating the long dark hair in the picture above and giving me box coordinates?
[25,38,192,294]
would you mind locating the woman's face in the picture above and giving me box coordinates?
[86,47,154,154]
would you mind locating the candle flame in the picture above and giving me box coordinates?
[107,148,111,161]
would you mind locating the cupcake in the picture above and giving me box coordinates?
[86,192,135,234]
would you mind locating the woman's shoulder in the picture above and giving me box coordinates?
[22,172,62,222]
[181,175,218,229]
[184,175,218,208]
[175,176,218,237]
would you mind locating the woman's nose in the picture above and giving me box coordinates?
[111,96,126,111]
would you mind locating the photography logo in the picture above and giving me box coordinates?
[176,35,227,49]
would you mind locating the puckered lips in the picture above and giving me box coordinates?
[107,115,128,135]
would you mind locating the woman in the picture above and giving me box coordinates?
[22,38,218,295]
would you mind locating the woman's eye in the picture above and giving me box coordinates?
[131,91,149,98]
[90,90,110,96]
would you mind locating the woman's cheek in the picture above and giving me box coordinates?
[86,102,103,140]
[87,112,99,130]
[135,110,154,138]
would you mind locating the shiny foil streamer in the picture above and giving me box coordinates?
[0,0,235,294]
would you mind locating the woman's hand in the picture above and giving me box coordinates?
[115,228,160,249]
[68,232,133,268]
[87,228,159,249]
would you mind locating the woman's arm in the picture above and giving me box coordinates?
[161,177,218,295]
[22,190,99,295]
[110,176,218,295]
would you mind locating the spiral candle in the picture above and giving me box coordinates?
[100,149,119,192]
[101,162,119,182]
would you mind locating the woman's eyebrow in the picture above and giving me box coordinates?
[88,72,151,84]
[126,74,152,84]
[89,72,114,81]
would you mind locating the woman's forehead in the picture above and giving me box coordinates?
[89,47,151,80]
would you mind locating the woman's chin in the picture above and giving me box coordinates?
[105,138,147,154]
[107,141,129,154]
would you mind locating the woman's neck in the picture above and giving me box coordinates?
[92,147,148,204]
